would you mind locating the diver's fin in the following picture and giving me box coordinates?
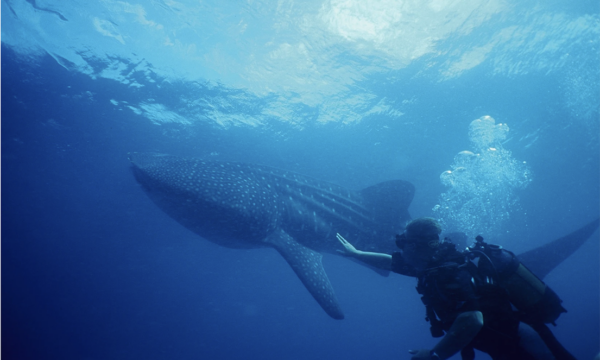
[360,180,415,232]
[265,229,344,319]
[517,218,600,279]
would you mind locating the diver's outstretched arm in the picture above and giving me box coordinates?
[336,233,392,270]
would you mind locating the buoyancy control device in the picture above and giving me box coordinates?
[466,235,566,326]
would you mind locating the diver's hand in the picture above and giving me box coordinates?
[336,233,359,256]
[409,349,440,360]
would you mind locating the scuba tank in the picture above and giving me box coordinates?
[466,235,566,326]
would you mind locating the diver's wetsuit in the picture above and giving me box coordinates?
[391,250,537,360]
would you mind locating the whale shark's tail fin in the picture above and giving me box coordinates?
[360,180,415,234]
[518,218,600,279]
[265,229,345,320]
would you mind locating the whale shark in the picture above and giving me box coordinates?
[130,152,415,319]
[130,153,599,319]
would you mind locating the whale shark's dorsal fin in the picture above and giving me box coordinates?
[360,180,415,233]
[518,218,600,279]
[265,229,344,319]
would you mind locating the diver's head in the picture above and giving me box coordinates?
[397,217,442,249]
[396,217,442,269]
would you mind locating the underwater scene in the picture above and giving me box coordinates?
[2,0,599,359]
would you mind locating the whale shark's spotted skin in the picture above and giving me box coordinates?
[130,153,415,319]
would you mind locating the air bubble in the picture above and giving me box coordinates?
[437,116,531,239]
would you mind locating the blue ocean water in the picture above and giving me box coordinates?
[2,1,599,359]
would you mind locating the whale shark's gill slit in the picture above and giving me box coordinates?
[300,193,373,226]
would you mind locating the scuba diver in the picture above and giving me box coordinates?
[336,217,576,360]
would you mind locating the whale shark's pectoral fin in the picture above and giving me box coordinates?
[265,229,344,320]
